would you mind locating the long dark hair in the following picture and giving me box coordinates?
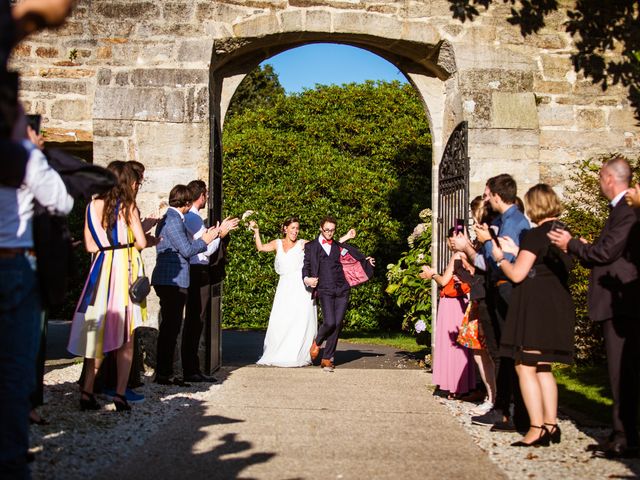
[98,161,138,229]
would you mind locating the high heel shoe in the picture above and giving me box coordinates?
[544,423,561,444]
[113,393,131,412]
[511,425,551,447]
[79,390,100,411]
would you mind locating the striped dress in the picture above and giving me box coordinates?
[67,201,147,359]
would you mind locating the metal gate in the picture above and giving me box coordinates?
[437,121,469,273]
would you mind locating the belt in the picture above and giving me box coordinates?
[0,247,35,259]
[495,280,509,286]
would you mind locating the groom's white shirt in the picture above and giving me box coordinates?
[319,235,331,255]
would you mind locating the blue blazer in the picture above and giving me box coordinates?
[151,208,207,288]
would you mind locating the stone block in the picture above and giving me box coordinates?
[537,104,575,127]
[366,4,398,15]
[491,92,538,129]
[572,80,605,97]
[35,47,59,58]
[115,72,130,86]
[12,44,31,57]
[94,1,160,20]
[176,39,214,65]
[93,136,127,165]
[111,42,173,66]
[88,21,136,37]
[55,21,85,36]
[469,127,539,146]
[38,67,95,79]
[576,108,605,130]
[96,46,112,59]
[20,79,88,95]
[276,9,304,33]
[533,75,571,95]
[555,95,592,106]
[540,130,627,153]
[461,25,497,44]
[94,87,167,121]
[163,2,195,21]
[131,69,208,88]
[456,45,535,71]
[51,99,91,121]
[540,54,573,80]
[133,122,208,168]
[232,13,279,38]
[400,20,440,44]
[608,108,638,131]
[165,90,186,123]
[304,9,332,32]
[93,119,134,137]
[460,69,534,94]
[187,86,209,122]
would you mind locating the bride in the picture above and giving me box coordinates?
[250,217,354,367]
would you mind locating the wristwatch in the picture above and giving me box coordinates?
[496,258,505,267]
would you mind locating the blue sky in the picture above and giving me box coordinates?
[261,43,407,94]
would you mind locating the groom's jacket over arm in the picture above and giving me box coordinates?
[302,240,369,293]
[567,201,640,322]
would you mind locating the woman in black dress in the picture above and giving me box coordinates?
[490,183,575,447]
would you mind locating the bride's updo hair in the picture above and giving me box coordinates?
[282,216,300,234]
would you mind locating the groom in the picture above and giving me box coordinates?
[303,216,371,371]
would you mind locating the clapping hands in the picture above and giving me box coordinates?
[219,216,240,237]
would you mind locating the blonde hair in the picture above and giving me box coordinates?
[524,184,563,224]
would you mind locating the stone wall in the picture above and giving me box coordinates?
[11,0,640,324]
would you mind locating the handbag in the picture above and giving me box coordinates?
[339,247,371,287]
[129,275,150,303]
[456,300,485,350]
[127,231,150,303]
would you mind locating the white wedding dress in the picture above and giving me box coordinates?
[257,239,318,367]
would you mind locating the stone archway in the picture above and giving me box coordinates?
[205,33,460,370]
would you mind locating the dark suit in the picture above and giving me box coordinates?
[568,199,640,448]
[303,238,360,362]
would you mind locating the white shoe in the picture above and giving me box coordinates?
[472,400,494,416]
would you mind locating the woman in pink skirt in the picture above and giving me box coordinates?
[420,231,475,398]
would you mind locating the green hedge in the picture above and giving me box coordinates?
[221,81,432,331]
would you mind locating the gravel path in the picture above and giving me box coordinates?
[28,349,640,479]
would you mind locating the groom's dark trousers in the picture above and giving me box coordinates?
[303,239,350,361]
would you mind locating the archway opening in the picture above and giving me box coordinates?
[215,43,435,367]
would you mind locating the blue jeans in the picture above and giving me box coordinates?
[0,254,41,479]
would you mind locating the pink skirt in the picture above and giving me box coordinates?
[432,296,475,394]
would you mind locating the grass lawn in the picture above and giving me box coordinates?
[341,330,428,354]
[553,363,612,425]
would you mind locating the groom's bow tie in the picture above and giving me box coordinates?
[322,239,332,245]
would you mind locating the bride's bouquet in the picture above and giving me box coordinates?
[241,210,258,231]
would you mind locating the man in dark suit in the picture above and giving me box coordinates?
[549,155,640,458]
[303,216,373,371]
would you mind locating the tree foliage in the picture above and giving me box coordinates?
[222,80,432,331]
[447,0,640,120]
[225,64,285,119]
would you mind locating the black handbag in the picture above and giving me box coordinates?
[129,275,150,303]
[127,238,150,304]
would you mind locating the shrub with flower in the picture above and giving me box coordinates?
[386,208,432,341]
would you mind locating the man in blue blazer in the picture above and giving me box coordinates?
[152,184,219,385]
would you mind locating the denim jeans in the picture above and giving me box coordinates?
[0,253,41,479]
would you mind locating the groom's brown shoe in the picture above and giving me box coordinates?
[310,341,320,361]
[320,359,335,372]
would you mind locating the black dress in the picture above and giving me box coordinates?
[499,222,575,364]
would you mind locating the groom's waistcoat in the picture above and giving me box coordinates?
[317,243,348,293]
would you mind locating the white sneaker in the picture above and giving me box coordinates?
[472,400,494,416]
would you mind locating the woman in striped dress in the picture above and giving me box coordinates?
[67,162,148,411]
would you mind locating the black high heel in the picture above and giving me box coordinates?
[511,425,551,447]
[113,393,131,412]
[79,389,100,411]
[544,423,561,444]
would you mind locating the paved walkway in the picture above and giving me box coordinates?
[97,347,503,479]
